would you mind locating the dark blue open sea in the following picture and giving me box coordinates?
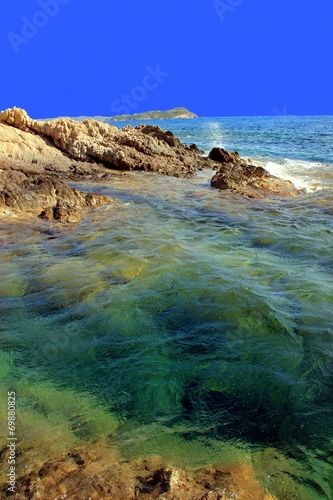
[1,116,333,498]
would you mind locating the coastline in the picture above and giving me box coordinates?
[0,107,302,223]
[1,109,332,499]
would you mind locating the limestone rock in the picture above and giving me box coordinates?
[0,107,207,177]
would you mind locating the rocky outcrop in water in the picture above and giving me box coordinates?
[209,147,302,198]
[0,107,302,220]
[0,107,206,176]
[0,107,210,220]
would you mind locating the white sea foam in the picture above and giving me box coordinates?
[263,158,327,192]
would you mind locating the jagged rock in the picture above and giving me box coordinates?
[0,107,207,177]
[210,147,302,198]
[135,124,182,148]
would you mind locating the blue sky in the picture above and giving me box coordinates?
[1,0,332,117]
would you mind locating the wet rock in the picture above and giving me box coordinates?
[209,147,242,164]
[135,467,172,496]
[210,147,302,198]
[0,173,111,222]
[53,200,82,223]
[40,206,55,221]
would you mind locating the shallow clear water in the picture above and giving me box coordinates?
[1,117,333,498]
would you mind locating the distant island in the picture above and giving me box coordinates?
[39,107,198,123]
[107,107,198,122]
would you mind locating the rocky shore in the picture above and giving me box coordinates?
[0,108,305,499]
[0,107,302,223]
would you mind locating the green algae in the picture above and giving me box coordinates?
[0,174,333,499]
[38,259,107,308]
[0,262,28,298]
[110,420,252,469]
[0,360,119,467]
[253,447,333,500]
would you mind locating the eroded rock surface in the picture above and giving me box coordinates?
[0,107,207,177]
[5,445,275,500]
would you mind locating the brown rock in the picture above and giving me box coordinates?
[209,147,241,164]
[53,200,82,223]
[40,206,54,221]
[135,124,182,148]
[209,147,302,198]
[0,172,112,222]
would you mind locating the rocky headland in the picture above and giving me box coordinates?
[0,107,302,222]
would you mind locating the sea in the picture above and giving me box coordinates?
[0,115,333,498]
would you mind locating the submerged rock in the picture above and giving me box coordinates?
[39,259,106,308]
[209,147,302,198]
[4,444,276,499]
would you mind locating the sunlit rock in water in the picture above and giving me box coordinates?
[38,259,107,308]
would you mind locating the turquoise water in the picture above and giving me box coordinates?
[111,115,333,163]
[113,115,333,192]
[1,116,333,498]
